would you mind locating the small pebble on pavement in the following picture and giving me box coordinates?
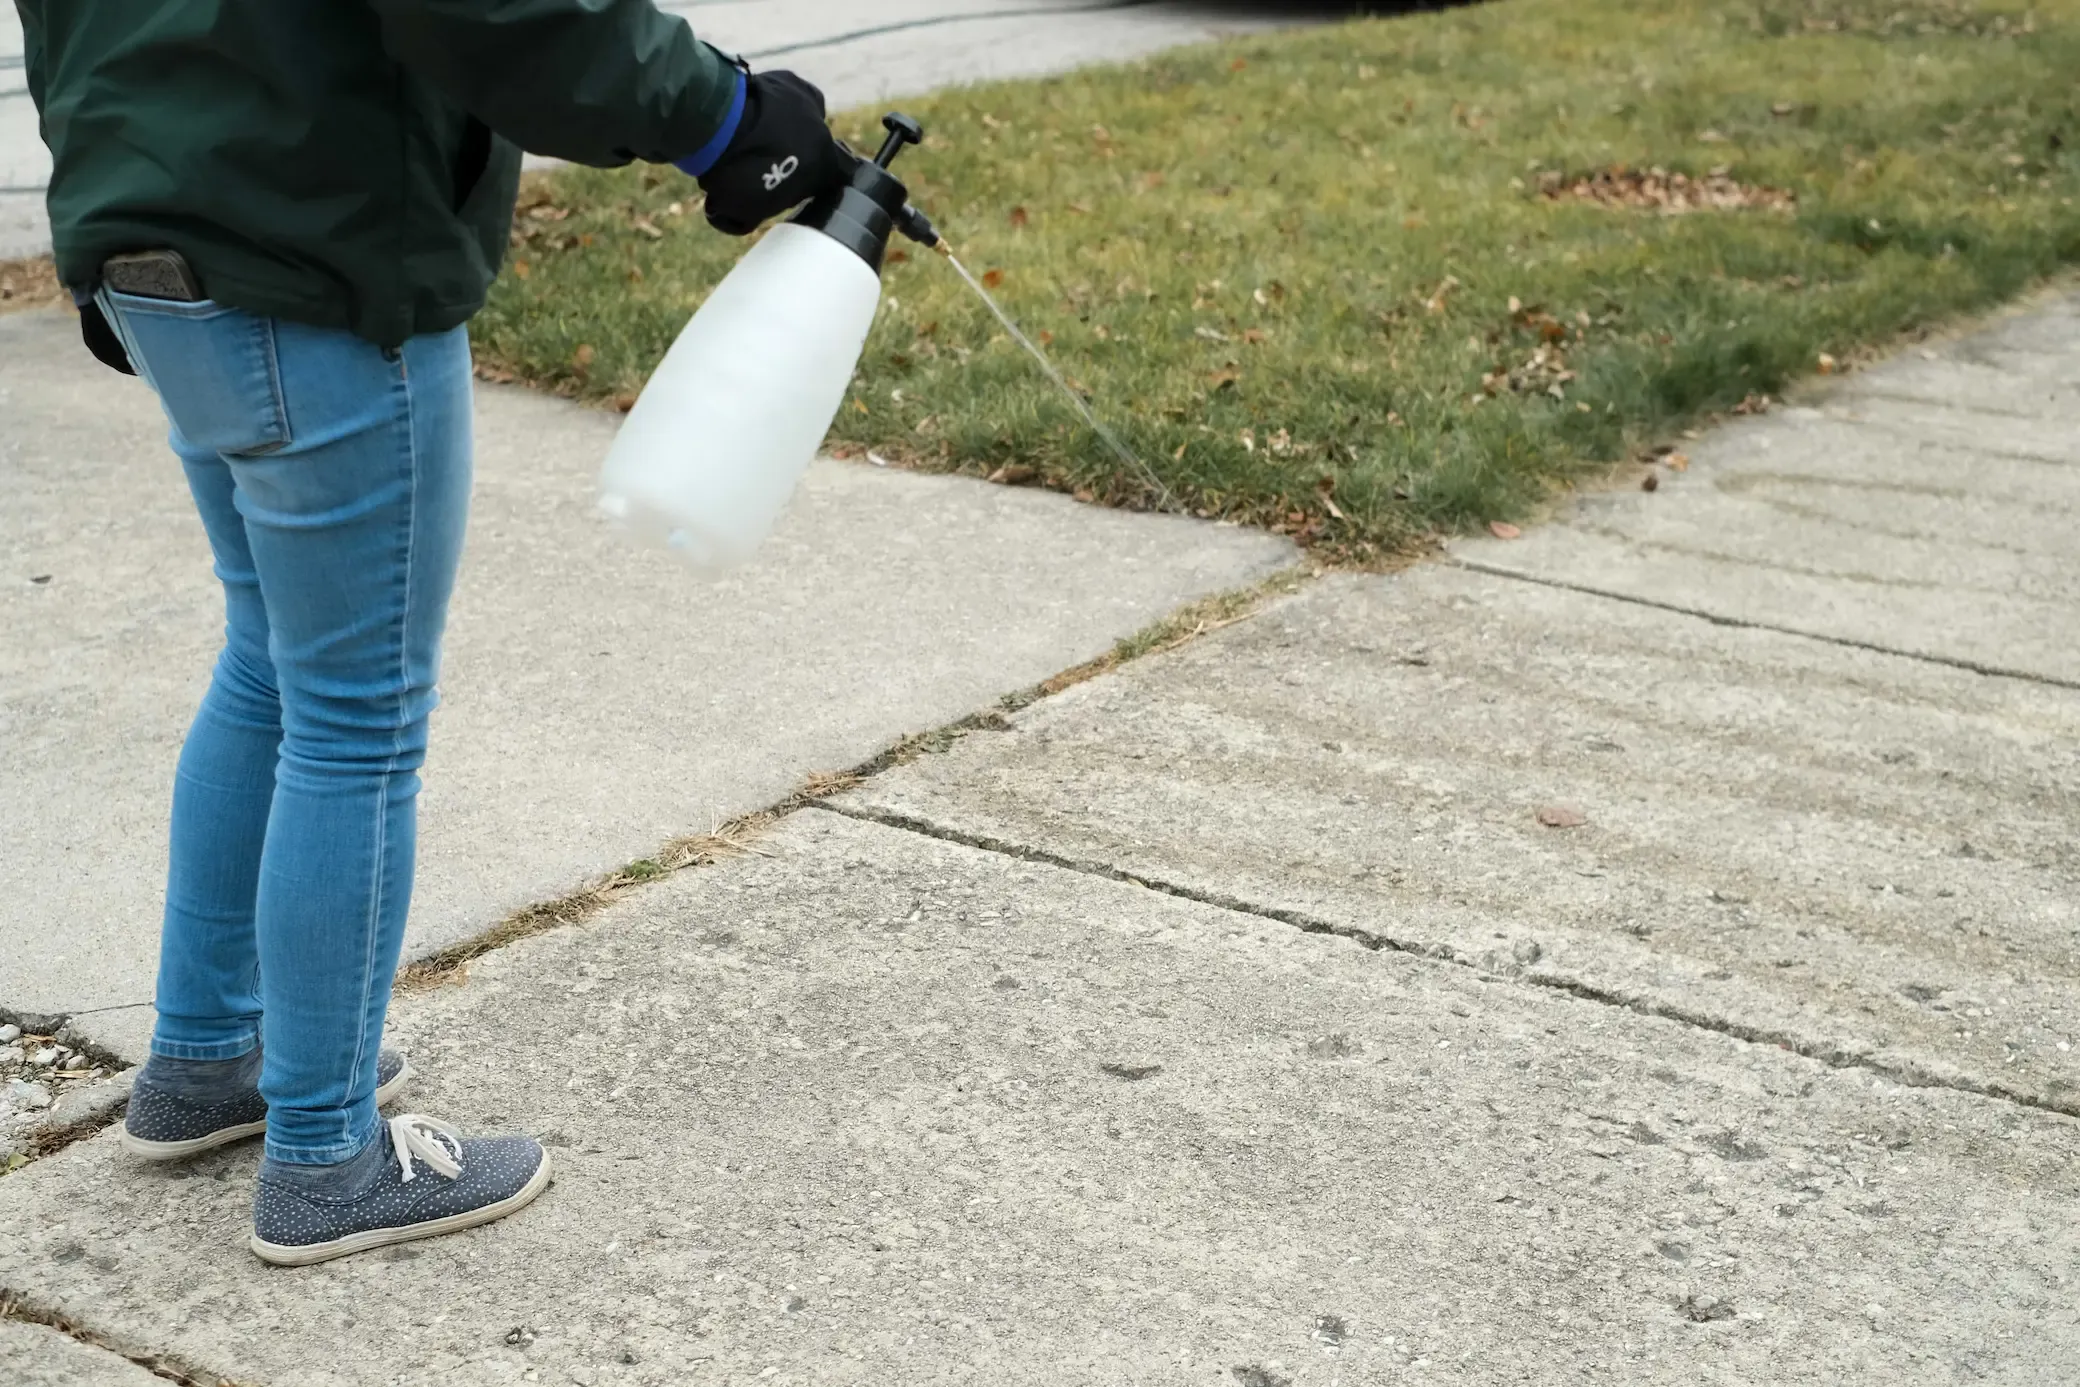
[6,1078,52,1110]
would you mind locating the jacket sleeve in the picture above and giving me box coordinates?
[368,0,743,168]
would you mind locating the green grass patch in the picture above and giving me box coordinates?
[473,0,2080,560]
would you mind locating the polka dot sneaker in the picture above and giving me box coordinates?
[250,1113,551,1266]
[122,1047,412,1161]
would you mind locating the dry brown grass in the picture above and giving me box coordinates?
[0,256,67,314]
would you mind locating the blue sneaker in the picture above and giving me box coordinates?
[250,1113,550,1266]
[121,1047,411,1161]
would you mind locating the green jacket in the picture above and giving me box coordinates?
[15,0,739,346]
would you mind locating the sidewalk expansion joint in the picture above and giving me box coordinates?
[817,799,2080,1126]
[1451,557,2080,693]
[392,564,1312,992]
[0,1291,240,1387]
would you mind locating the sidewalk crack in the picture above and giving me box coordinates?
[0,1291,245,1387]
[818,799,2080,1125]
[1450,556,2080,692]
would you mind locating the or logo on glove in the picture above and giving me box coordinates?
[697,71,851,236]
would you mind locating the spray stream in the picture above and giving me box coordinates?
[936,245,1173,507]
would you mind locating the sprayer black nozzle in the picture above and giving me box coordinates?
[875,113,925,169]
[895,204,940,248]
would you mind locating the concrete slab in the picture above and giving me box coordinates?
[1451,293,2080,686]
[0,1318,166,1387]
[0,192,43,262]
[0,812,2075,1384]
[841,566,2080,1111]
[0,306,1293,1037]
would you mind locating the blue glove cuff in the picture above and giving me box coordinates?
[673,71,748,179]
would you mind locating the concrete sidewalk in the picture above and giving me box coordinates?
[3,291,2077,1381]
[0,305,1291,1056]
[7,810,2079,1384]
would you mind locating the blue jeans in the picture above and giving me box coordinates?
[100,291,472,1165]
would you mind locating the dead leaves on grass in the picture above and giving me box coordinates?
[1540,166,1795,214]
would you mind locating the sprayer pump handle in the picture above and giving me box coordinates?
[874,113,925,168]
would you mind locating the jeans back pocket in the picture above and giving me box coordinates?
[100,291,293,458]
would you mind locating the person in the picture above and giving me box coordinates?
[14,0,854,1265]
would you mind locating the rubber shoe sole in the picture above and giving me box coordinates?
[120,1056,414,1162]
[248,1148,552,1266]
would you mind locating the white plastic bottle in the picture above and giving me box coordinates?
[598,114,940,571]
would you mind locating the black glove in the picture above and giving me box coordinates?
[696,71,854,236]
[80,300,136,376]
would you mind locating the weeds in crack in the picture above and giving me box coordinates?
[1019,565,1315,706]
[0,1290,247,1386]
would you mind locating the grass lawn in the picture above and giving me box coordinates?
[473,0,2080,561]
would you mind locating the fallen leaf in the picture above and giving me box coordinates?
[886,249,910,265]
[1489,520,1522,540]
[1037,330,1054,346]
[1816,352,1837,374]
[1241,328,1267,345]
[1239,428,1256,453]
[981,268,1006,290]
[1642,472,1660,492]
[631,217,663,240]
[512,259,532,280]
[613,392,637,413]
[1667,452,1690,471]
[1230,58,1248,71]
[572,344,596,369]
[987,464,1039,485]
[1067,201,1091,215]
[1508,295,1523,314]
[1208,366,1240,390]
[1537,805,1588,829]
[1009,206,1030,228]
[1173,442,1188,461]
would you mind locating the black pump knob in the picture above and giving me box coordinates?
[874,113,924,169]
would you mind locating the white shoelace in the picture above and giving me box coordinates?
[387,1113,464,1183]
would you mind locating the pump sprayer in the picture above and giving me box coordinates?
[598,113,945,569]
